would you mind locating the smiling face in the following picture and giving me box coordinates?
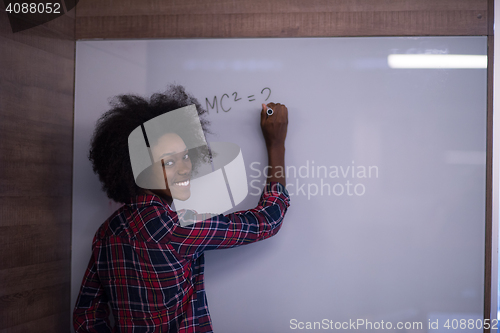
[151,132,192,203]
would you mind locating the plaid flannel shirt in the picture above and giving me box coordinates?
[73,182,290,333]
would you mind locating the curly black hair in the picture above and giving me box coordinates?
[89,85,211,204]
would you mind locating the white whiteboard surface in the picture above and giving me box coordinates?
[72,37,487,332]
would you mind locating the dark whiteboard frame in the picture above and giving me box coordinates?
[485,1,495,330]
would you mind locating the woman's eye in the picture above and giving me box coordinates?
[183,153,189,160]
[164,160,174,166]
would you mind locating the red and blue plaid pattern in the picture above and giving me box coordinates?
[73,182,290,333]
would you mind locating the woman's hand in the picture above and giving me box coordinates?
[260,103,288,185]
[261,103,288,148]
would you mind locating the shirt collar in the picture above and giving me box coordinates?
[127,193,173,211]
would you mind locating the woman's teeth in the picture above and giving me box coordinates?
[174,180,190,187]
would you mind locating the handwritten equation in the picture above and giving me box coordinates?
[205,87,271,114]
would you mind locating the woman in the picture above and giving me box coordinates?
[73,85,289,333]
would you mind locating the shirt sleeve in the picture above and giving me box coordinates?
[73,241,112,333]
[168,181,290,258]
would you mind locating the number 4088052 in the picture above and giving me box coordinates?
[443,318,498,330]
[5,2,62,14]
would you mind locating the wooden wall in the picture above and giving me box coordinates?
[75,0,489,39]
[0,4,75,333]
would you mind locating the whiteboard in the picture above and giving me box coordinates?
[72,37,487,332]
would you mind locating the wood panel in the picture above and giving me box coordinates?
[0,224,71,270]
[0,197,72,227]
[0,39,75,93]
[75,0,488,39]
[0,0,75,331]
[0,284,70,329]
[0,17,74,58]
[76,0,488,16]
[0,312,70,333]
[0,263,70,329]
[0,261,71,296]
